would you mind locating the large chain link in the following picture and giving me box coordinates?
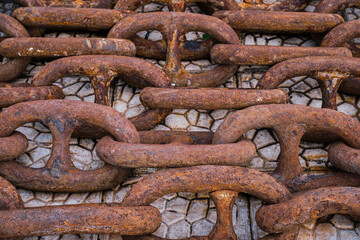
[0,0,360,239]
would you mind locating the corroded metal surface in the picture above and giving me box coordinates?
[122,166,291,206]
[213,104,360,192]
[0,100,140,192]
[0,175,161,238]
[31,55,171,130]
[113,0,238,60]
[121,165,291,239]
[0,204,161,238]
[0,38,136,58]
[114,0,239,11]
[237,0,309,11]
[315,0,360,13]
[321,19,360,57]
[139,131,214,144]
[12,7,134,30]
[211,45,352,65]
[12,0,114,8]
[213,10,344,34]
[0,83,64,108]
[140,88,289,110]
[1,0,360,238]
[256,187,360,234]
[96,135,256,167]
[108,12,240,87]
[0,176,23,211]
[0,132,28,161]
[257,56,360,109]
[320,20,360,96]
[329,142,360,175]
[0,13,30,82]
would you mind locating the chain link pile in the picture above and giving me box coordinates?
[1,0,360,239]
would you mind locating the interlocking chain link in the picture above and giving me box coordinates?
[0,0,360,239]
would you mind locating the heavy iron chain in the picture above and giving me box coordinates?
[0,0,360,239]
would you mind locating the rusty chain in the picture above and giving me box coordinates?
[0,0,360,239]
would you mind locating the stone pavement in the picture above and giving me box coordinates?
[1,0,360,239]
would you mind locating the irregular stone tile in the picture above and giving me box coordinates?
[331,215,354,230]
[167,220,190,238]
[338,103,357,117]
[245,129,257,140]
[167,197,190,214]
[151,198,167,213]
[77,83,94,97]
[210,110,228,120]
[211,119,224,132]
[197,113,213,128]
[165,114,190,129]
[148,30,162,41]
[291,81,311,93]
[163,193,177,200]
[35,133,52,144]
[309,99,323,108]
[339,230,360,240]
[192,60,212,67]
[125,105,146,118]
[29,147,51,162]
[64,95,81,101]
[253,130,276,148]
[41,235,60,240]
[245,35,255,45]
[62,82,84,95]
[206,208,217,224]
[64,193,87,204]
[178,192,196,200]
[290,93,310,105]
[315,223,337,240]
[114,186,131,203]
[128,94,142,107]
[234,202,251,240]
[284,37,303,45]
[70,146,93,165]
[249,157,264,168]
[120,85,134,102]
[185,64,201,71]
[35,192,53,202]
[303,149,328,162]
[301,40,317,47]
[250,197,268,239]
[25,199,46,207]
[268,38,282,46]
[18,189,35,202]
[16,127,39,140]
[256,37,266,45]
[17,153,33,166]
[153,223,168,238]
[162,211,186,226]
[192,219,213,236]
[53,193,68,202]
[113,100,127,114]
[79,139,95,151]
[186,199,208,223]
[85,192,102,203]
[60,235,80,240]
[83,95,95,103]
[258,143,280,161]
[306,88,322,99]
[168,110,186,115]
[28,66,43,77]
